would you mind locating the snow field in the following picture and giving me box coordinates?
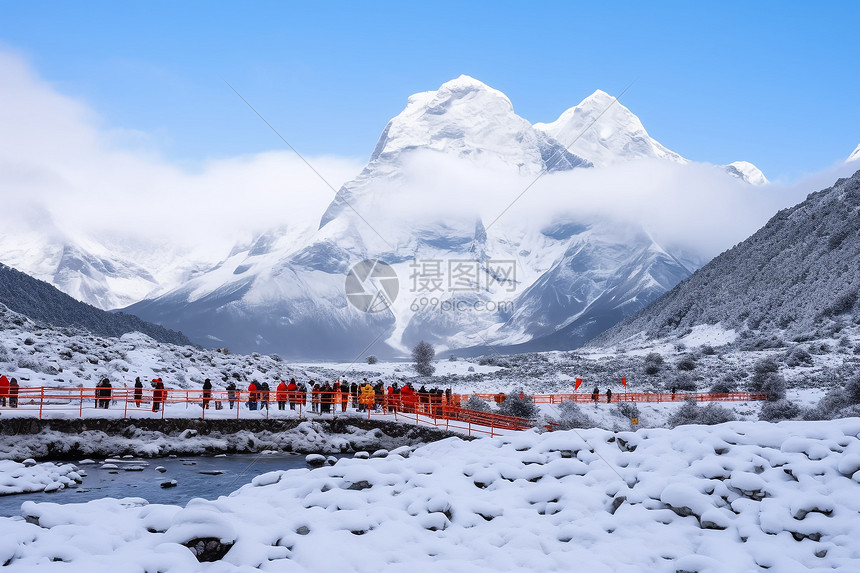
[2,419,859,571]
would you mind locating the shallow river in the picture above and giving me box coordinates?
[0,453,316,517]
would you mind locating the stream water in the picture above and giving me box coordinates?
[0,453,318,517]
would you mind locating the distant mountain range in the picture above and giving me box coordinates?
[593,169,860,348]
[0,263,190,345]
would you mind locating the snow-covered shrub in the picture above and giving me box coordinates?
[676,355,697,371]
[462,394,492,412]
[614,401,640,420]
[448,354,457,361]
[366,355,378,365]
[700,344,716,356]
[785,346,813,367]
[740,335,786,350]
[497,389,538,420]
[477,355,511,368]
[750,358,786,401]
[669,373,697,392]
[0,344,11,363]
[668,400,734,427]
[551,401,597,429]
[643,352,663,375]
[804,375,860,420]
[759,399,801,422]
[17,355,48,373]
[709,379,736,394]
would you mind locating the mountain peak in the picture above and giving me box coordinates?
[848,142,860,163]
[725,161,768,186]
[366,76,584,172]
[534,91,688,168]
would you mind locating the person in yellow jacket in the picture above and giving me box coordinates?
[359,382,375,412]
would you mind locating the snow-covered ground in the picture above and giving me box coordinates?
[0,460,82,496]
[2,301,860,431]
[2,420,859,571]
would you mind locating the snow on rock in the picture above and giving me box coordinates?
[0,460,82,496]
[2,419,860,571]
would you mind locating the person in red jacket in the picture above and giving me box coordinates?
[152,378,164,412]
[286,378,298,410]
[0,374,9,407]
[247,381,258,411]
[276,380,287,410]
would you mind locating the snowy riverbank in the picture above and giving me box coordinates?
[2,418,859,571]
[0,418,458,461]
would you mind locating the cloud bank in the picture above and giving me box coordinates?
[0,49,364,264]
[2,47,857,282]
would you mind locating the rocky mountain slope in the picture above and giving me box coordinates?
[593,169,860,347]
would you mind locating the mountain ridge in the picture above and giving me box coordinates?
[592,169,860,348]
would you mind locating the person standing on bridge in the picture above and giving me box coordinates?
[606,388,612,403]
[134,377,143,407]
[340,380,349,412]
[202,379,212,409]
[9,378,18,408]
[226,380,237,409]
[247,381,258,411]
[260,381,270,411]
[286,378,297,410]
[0,374,9,407]
[152,378,164,412]
[277,380,287,410]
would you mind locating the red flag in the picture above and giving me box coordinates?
[574,378,582,391]
[622,377,627,387]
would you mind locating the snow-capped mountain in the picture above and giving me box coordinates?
[321,75,590,226]
[125,77,699,358]
[848,143,860,163]
[534,89,687,168]
[534,90,768,185]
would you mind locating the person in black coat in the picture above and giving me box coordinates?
[226,381,237,409]
[260,381,270,410]
[9,378,19,408]
[202,378,212,409]
[134,377,143,407]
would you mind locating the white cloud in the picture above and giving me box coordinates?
[342,148,860,265]
[0,49,364,264]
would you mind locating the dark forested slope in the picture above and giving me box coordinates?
[0,263,191,345]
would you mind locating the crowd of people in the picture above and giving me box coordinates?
[237,378,454,415]
[0,376,454,416]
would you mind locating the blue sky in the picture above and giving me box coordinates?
[2,1,858,181]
